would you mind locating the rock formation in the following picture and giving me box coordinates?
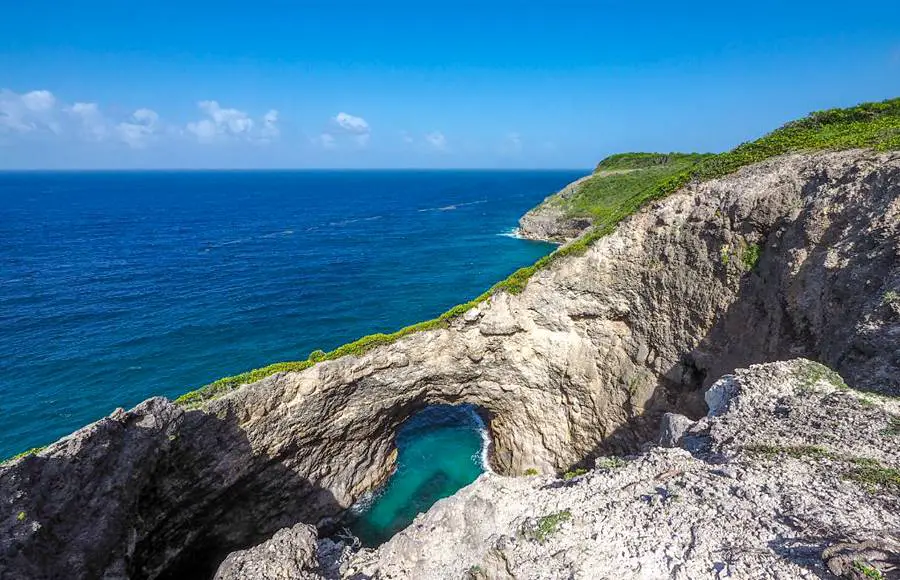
[516,174,592,242]
[1,149,898,579]
[346,359,900,579]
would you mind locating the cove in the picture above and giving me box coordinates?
[348,405,488,546]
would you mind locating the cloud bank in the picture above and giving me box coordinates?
[0,89,280,149]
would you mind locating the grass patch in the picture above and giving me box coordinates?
[595,456,626,470]
[533,510,572,543]
[846,458,900,494]
[172,97,900,410]
[793,360,848,393]
[523,468,539,476]
[1,446,46,465]
[853,560,885,580]
[883,416,900,437]
[563,468,588,480]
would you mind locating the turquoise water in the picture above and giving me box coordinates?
[349,405,486,546]
[0,170,578,458]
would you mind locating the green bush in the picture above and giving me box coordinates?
[563,468,587,480]
[533,510,572,542]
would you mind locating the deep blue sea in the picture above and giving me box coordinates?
[0,170,581,455]
[0,170,580,541]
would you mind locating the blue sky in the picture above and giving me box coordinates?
[2,0,899,169]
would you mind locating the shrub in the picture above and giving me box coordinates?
[563,468,587,480]
[307,349,327,362]
[524,468,539,476]
[533,510,572,543]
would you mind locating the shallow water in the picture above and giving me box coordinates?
[349,405,486,546]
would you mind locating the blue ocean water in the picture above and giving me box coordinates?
[0,170,581,460]
[349,404,487,546]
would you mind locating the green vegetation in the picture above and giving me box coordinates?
[595,456,626,470]
[1,446,46,465]
[853,560,885,580]
[563,468,587,480]
[593,152,711,173]
[883,290,900,306]
[466,565,486,579]
[883,416,900,437]
[174,97,900,409]
[533,510,572,543]
[846,458,900,494]
[740,243,762,270]
[17,511,26,522]
[793,360,848,393]
[523,468,539,476]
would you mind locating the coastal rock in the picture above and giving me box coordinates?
[1,149,899,578]
[349,359,900,579]
[658,412,694,447]
[214,523,321,580]
[517,174,593,242]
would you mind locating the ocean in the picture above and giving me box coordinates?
[0,169,581,541]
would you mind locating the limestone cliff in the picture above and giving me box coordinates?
[1,149,899,579]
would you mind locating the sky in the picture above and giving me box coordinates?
[1,0,899,169]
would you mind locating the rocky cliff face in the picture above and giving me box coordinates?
[1,149,898,579]
[516,174,592,242]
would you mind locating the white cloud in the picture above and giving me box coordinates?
[313,132,337,149]
[21,90,56,112]
[425,131,447,150]
[334,112,370,134]
[116,108,160,148]
[400,131,414,144]
[186,100,279,144]
[1,89,282,153]
[0,89,61,133]
[68,102,109,141]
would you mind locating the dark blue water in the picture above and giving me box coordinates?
[0,170,579,459]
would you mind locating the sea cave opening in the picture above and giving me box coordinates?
[347,404,490,547]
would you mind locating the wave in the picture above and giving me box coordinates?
[468,407,493,473]
[496,227,526,239]
[418,199,487,212]
[203,229,294,250]
[328,215,383,227]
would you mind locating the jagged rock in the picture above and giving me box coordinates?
[1,150,899,579]
[658,412,694,447]
[822,532,900,579]
[214,523,321,580]
[349,360,900,579]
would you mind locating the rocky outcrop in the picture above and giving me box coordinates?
[346,359,900,579]
[214,523,320,580]
[516,174,592,242]
[1,149,899,579]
